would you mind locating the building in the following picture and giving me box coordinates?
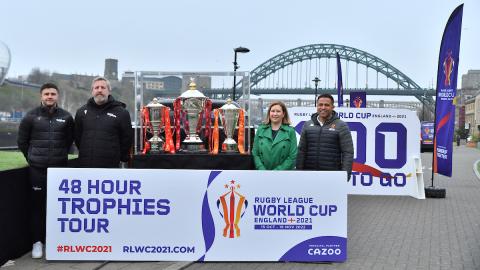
[104,58,118,81]
[462,70,480,89]
[456,70,480,134]
[474,95,480,137]
[464,97,476,137]
[122,72,183,98]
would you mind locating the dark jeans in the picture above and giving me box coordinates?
[29,166,47,244]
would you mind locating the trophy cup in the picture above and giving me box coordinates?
[145,98,165,153]
[219,99,241,152]
[175,78,210,152]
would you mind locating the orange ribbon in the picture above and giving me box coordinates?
[237,109,245,154]
[162,107,175,154]
[211,109,220,154]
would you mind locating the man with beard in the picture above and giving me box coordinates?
[17,83,74,258]
[74,77,133,168]
[296,93,354,180]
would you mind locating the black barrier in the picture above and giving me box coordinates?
[0,166,31,266]
[132,153,254,169]
[0,159,79,265]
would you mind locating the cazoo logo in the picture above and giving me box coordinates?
[308,247,342,256]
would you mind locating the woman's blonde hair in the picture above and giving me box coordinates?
[264,101,291,125]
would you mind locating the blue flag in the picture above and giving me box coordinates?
[336,52,343,107]
[434,4,463,177]
[349,91,366,108]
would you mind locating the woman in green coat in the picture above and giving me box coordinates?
[252,101,297,170]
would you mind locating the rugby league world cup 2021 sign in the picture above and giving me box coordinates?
[290,107,425,199]
[46,169,347,262]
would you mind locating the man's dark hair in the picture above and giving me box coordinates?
[317,93,334,105]
[40,83,59,93]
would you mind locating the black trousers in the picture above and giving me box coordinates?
[29,166,47,244]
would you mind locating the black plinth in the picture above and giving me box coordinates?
[132,153,254,170]
[425,186,446,198]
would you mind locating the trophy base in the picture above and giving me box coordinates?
[182,136,206,152]
[149,138,164,154]
[182,143,207,152]
[222,142,238,153]
[149,146,164,154]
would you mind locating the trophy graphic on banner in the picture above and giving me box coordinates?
[174,78,212,152]
[141,98,174,154]
[211,99,246,154]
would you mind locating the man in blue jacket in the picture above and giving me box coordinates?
[17,83,74,258]
[296,94,354,179]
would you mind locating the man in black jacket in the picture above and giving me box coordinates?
[17,83,74,259]
[74,76,133,168]
[296,94,354,179]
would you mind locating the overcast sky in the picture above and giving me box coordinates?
[1,0,478,89]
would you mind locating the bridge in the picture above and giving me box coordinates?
[203,44,435,113]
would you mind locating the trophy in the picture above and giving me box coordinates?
[219,99,241,152]
[174,78,211,152]
[145,98,166,153]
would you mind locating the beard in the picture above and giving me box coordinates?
[94,94,108,105]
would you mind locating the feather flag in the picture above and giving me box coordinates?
[336,52,343,107]
[433,4,463,177]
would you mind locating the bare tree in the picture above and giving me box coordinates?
[27,68,51,84]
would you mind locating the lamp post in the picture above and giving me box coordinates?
[422,92,426,121]
[232,46,250,101]
[312,77,321,106]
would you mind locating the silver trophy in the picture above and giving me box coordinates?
[179,78,208,152]
[145,98,165,153]
[220,99,241,152]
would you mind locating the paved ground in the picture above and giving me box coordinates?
[3,145,480,270]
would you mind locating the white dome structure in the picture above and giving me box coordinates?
[0,41,11,85]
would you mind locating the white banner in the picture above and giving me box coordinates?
[46,168,347,262]
[290,107,425,199]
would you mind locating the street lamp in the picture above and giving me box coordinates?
[312,77,321,106]
[422,91,427,121]
[232,46,250,101]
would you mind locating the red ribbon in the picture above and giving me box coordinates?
[141,106,152,155]
[174,98,182,151]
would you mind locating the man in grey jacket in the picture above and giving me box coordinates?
[296,94,354,179]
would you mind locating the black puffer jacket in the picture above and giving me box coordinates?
[74,96,133,168]
[296,111,354,178]
[17,105,74,168]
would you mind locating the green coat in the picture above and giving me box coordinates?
[252,124,298,170]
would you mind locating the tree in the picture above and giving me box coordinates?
[27,68,51,84]
[455,128,468,140]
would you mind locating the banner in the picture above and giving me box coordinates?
[421,121,434,145]
[336,52,343,107]
[291,107,425,199]
[349,91,367,108]
[434,4,463,177]
[46,168,347,262]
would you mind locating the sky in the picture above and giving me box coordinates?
[1,0,479,90]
